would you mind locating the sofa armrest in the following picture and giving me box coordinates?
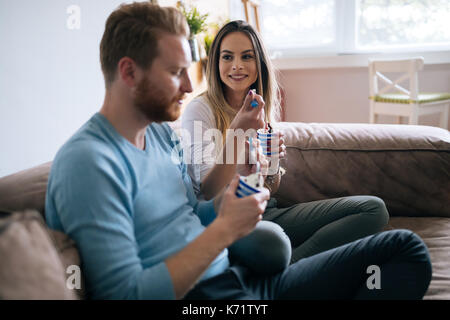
[273,122,450,218]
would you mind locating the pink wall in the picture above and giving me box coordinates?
[279,63,450,128]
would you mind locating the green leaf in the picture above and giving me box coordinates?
[179,4,209,37]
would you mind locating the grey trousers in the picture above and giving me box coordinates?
[264,195,389,263]
[228,195,389,275]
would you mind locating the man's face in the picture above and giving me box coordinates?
[134,33,193,123]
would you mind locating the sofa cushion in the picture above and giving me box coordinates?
[0,210,78,299]
[273,122,450,218]
[0,162,51,217]
[386,217,450,300]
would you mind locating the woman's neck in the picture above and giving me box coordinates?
[224,87,247,111]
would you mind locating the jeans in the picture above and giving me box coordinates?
[184,229,432,300]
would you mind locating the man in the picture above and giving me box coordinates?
[46,2,432,300]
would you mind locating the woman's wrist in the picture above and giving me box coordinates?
[264,166,285,194]
[265,170,280,183]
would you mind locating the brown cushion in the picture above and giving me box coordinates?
[273,122,450,218]
[0,210,78,299]
[386,217,450,300]
[0,162,51,217]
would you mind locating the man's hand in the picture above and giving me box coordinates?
[166,175,269,300]
[215,174,270,242]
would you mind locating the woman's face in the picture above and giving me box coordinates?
[218,31,258,95]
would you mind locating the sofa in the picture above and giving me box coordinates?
[0,122,449,300]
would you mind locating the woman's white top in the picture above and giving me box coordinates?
[181,95,220,195]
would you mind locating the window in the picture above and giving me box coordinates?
[356,0,450,50]
[256,0,450,57]
[261,0,336,50]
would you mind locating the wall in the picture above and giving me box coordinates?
[0,0,130,177]
[279,63,450,127]
[0,0,227,178]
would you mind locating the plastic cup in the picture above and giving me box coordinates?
[236,175,262,198]
[257,128,280,175]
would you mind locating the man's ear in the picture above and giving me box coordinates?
[117,57,138,88]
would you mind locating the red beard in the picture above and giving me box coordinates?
[134,76,182,123]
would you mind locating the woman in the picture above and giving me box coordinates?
[181,20,389,264]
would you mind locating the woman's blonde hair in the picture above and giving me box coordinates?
[204,20,281,138]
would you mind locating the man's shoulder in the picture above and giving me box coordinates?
[52,118,120,176]
[53,138,114,180]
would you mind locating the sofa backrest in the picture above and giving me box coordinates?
[273,122,450,218]
[1,122,449,219]
[0,162,51,217]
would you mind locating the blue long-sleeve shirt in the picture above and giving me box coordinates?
[45,113,230,299]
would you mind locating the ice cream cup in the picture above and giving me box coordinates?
[257,128,280,175]
[236,173,263,198]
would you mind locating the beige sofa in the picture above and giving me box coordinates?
[0,122,449,299]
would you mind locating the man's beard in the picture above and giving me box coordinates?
[134,76,182,123]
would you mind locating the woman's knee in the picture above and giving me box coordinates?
[360,196,390,229]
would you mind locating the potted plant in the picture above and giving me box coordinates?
[178,2,208,62]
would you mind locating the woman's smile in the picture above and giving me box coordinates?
[229,74,248,81]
